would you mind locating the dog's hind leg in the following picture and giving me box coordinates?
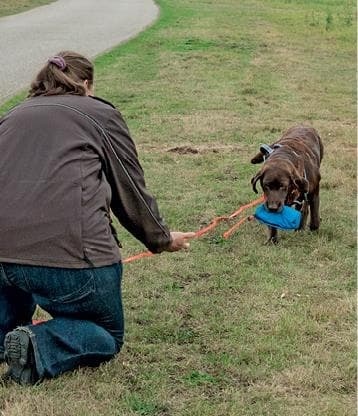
[309,191,320,230]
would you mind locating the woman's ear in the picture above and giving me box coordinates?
[83,79,94,96]
[251,170,263,194]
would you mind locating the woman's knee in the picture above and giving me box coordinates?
[112,331,124,353]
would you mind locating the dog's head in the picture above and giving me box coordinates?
[251,161,308,212]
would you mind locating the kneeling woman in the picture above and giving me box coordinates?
[0,51,194,385]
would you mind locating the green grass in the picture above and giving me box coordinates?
[0,0,356,415]
[0,0,55,17]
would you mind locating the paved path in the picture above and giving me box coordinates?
[0,0,159,103]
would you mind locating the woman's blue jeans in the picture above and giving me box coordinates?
[0,262,124,380]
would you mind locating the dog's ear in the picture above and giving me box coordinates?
[251,170,263,194]
[291,168,309,193]
[294,177,309,193]
[251,152,264,164]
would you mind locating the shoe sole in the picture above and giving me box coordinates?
[4,330,36,385]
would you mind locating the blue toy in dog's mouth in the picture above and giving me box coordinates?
[254,204,301,231]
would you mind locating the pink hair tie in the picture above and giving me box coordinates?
[48,56,67,71]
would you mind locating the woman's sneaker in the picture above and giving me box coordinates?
[4,329,38,386]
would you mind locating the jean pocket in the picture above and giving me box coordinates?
[52,274,96,304]
[26,267,97,304]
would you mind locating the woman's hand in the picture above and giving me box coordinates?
[166,231,196,252]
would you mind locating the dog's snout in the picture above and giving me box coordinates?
[265,200,283,212]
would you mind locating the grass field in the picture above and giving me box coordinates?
[0,0,54,17]
[0,0,356,415]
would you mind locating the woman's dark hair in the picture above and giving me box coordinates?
[28,51,94,97]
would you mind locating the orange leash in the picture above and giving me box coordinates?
[122,250,154,264]
[222,195,264,239]
[123,195,264,264]
[194,215,229,238]
[32,196,264,325]
[228,195,265,219]
[223,215,255,239]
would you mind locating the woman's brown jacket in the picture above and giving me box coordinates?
[0,95,171,268]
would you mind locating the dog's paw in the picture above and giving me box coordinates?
[265,237,279,245]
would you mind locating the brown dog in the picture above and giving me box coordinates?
[250,125,323,243]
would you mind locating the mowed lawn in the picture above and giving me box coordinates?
[0,0,55,17]
[0,0,356,415]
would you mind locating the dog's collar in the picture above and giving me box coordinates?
[259,143,300,161]
[259,143,282,161]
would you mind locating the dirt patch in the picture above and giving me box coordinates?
[167,146,200,154]
[166,144,244,154]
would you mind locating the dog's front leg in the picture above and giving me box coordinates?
[298,202,309,230]
[266,227,278,244]
[309,191,320,230]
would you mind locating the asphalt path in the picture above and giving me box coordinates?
[0,0,159,103]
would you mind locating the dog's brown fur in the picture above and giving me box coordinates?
[251,125,323,243]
